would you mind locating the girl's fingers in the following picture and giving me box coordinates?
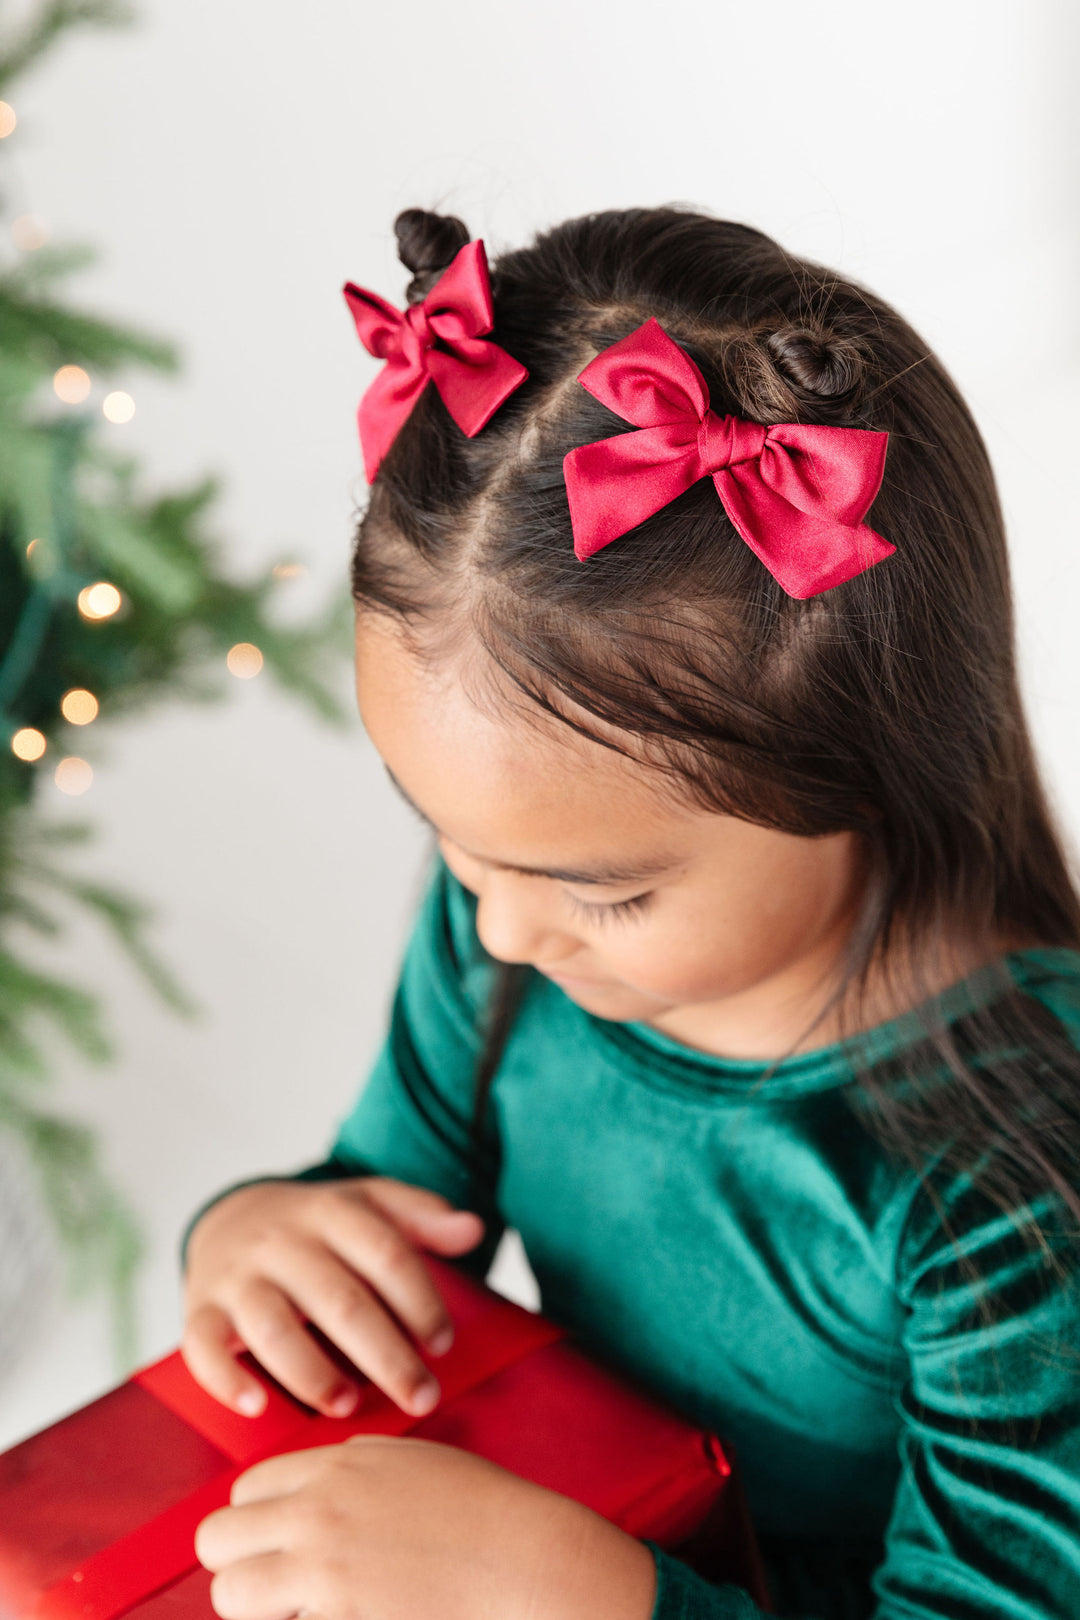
[347,1177,485,1258]
[228,1276,363,1419]
[228,1446,338,1505]
[197,1492,310,1567]
[269,1241,441,1418]
[182,1179,485,1422]
[205,1551,299,1620]
[182,1302,269,1418]
[355,1177,486,1256]
[317,1189,468,1354]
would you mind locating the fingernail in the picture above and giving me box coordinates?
[427,1325,454,1356]
[328,1385,359,1418]
[237,1387,266,1417]
[410,1378,440,1416]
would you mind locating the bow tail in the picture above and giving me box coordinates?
[716,466,896,598]
[427,341,529,439]
[357,358,431,484]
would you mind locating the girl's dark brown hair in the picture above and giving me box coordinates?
[352,204,1080,1321]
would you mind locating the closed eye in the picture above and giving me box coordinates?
[563,890,653,924]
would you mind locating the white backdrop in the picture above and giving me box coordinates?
[1,0,1078,1446]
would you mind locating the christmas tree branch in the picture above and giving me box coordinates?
[0,0,134,92]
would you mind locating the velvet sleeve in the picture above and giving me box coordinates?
[180,856,505,1279]
[646,1167,1080,1620]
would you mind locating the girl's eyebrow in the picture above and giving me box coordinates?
[383,766,680,887]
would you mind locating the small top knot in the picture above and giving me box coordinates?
[763,325,869,420]
[719,322,870,426]
[394,208,471,306]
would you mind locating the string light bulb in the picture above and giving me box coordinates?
[26,537,56,579]
[61,689,99,725]
[77,582,122,620]
[53,365,91,404]
[0,102,15,139]
[11,728,46,762]
[102,390,135,424]
[55,757,92,795]
[227,642,263,678]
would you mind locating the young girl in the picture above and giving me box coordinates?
[180,205,1080,1620]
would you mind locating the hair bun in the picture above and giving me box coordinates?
[394,208,471,305]
[763,325,868,418]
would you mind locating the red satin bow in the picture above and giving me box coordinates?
[343,239,529,483]
[563,318,894,598]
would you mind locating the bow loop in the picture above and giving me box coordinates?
[343,285,405,362]
[581,317,710,430]
[343,239,528,483]
[563,319,894,597]
[421,238,495,342]
[761,422,889,529]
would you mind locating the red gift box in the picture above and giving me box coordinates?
[0,1256,770,1619]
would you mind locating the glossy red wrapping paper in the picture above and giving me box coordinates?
[0,1256,770,1620]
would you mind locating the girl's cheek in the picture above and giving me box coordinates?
[610,921,752,1001]
[607,934,704,997]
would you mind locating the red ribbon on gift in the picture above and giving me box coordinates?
[34,1279,566,1620]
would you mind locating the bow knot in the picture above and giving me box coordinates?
[563,317,894,598]
[697,413,766,476]
[343,239,528,483]
[401,300,434,356]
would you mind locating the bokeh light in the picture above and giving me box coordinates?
[25,538,57,580]
[61,689,99,726]
[55,757,93,796]
[53,365,91,404]
[0,102,15,139]
[226,642,264,679]
[272,562,307,580]
[102,390,135,424]
[12,214,49,251]
[77,582,122,620]
[11,728,46,762]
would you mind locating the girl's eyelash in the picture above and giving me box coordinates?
[563,890,653,924]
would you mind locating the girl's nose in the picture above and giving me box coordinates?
[474,873,567,966]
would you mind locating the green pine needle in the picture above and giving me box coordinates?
[0,2,136,94]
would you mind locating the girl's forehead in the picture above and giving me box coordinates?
[354,610,705,867]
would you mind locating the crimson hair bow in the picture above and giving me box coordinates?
[562,318,894,598]
[343,239,528,483]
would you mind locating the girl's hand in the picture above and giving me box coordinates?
[194,1435,658,1620]
[182,1177,486,1421]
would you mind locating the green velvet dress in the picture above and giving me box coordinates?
[186,856,1080,1619]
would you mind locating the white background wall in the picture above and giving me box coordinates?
[1,0,1078,1447]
